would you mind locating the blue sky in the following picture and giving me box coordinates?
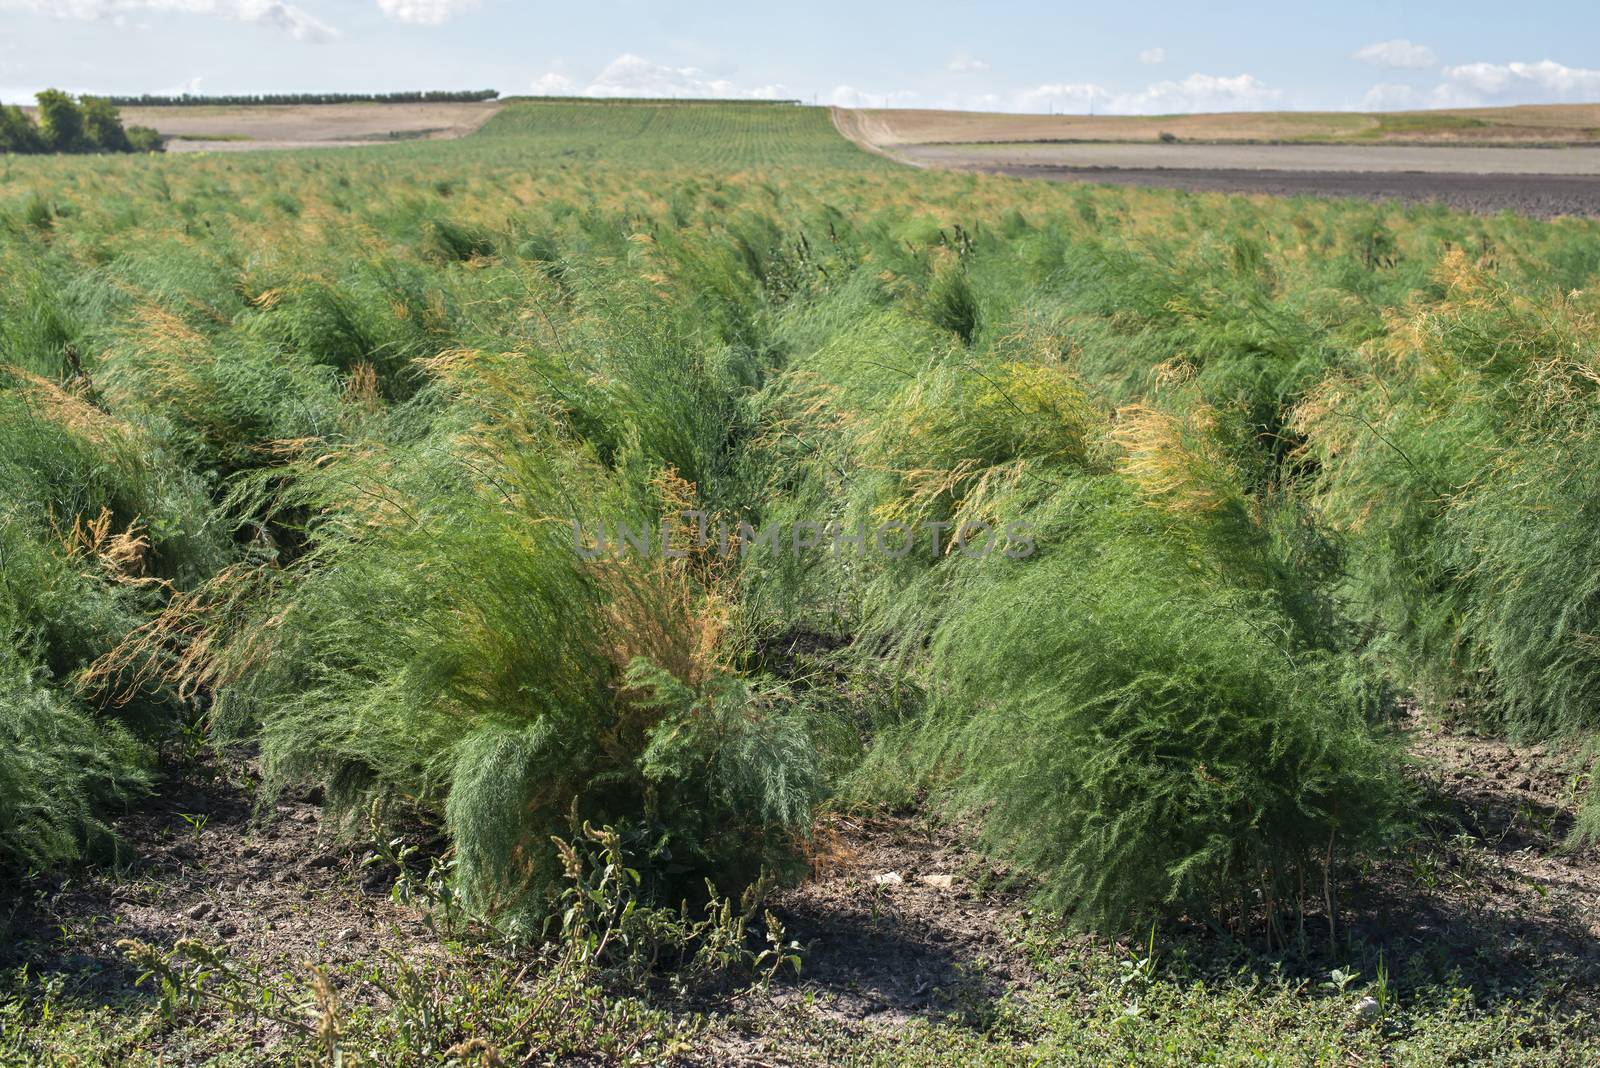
[2,1,1596,113]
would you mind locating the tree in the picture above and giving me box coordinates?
[35,89,85,152]
[81,95,131,152]
[0,105,43,154]
[2,90,162,155]
[104,89,501,107]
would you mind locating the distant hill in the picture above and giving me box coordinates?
[840,102,1600,147]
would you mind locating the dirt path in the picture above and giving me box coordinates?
[830,107,927,167]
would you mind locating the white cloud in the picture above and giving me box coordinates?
[1105,72,1282,114]
[1139,47,1166,65]
[531,71,576,95]
[946,50,989,73]
[1355,58,1600,110]
[0,0,336,39]
[872,72,1280,116]
[829,85,920,108]
[1011,82,1107,113]
[1359,82,1426,110]
[375,0,476,25]
[1434,59,1600,105]
[1352,38,1437,70]
[157,74,205,95]
[530,54,788,100]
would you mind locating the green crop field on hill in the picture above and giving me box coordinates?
[473,99,878,168]
[4,100,1600,1066]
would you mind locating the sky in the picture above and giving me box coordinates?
[2,1,1597,114]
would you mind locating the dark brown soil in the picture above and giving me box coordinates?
[7,714,1599,1061]
[765,813,1032,1024]
[1,757,440,1003]
[699,812,1034,1066]
[716,710,1600,1059]
[969,164,1600,218]
[1342,714,1600,1008]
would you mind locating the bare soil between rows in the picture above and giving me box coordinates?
[6,713,1599,1062]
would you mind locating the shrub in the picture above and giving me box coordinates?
[0,373,220,873]
[124,125,164,153]
[0,544,151,876]
[94,303,348,475]
[761,274,1407,931]
[834,377,1404,929]
[113,340,828,931]
[1296,253,1600,738]
[627,659,826,889]
[868,516,1405,930]
[0,646,152,871]
[0,372,223,654]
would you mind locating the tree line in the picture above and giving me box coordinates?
[105,89,500,107]
[513,96,804,106]
[1,90,163,155]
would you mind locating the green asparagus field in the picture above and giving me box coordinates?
[3,99,1599,1066]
